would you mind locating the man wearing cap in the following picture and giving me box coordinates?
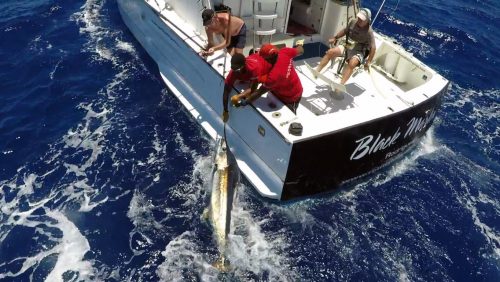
[315,8,376,87]
[221,53,272,122]
[234,41,305,114]
[201,8,246,57]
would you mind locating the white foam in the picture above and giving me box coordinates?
[174,132,195,156]
[116,38,137,56]
[125,190,163,259]
[406,37,432,57]
[387,15,416,27]
[269,200,317,232]
[127,190,162,231]
[71,0,122,65]
[226,190,298,280]
[463,196,500,259]
[50,5,61,14]
[79,193,109,212]
[146,127,166,166]
[4,26,18,32]
[44,210,95,281]
[0,0,151,279]
[0,208,94,281]
[17,173,39,197]
[443,85,499,159]
[396,262,410,282]
[157,231,218,281]
[429,147,500,260]
[49,58,62,80]
[371,127,441,187]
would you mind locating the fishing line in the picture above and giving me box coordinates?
[371,0,387,27]
[372,0,401,27]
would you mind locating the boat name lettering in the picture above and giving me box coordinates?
[350,128,401,160]
[404,110,436,138]
[350,109,436,161]
[384,143,410,160]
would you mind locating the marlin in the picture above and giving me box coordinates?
[204,136,239,271]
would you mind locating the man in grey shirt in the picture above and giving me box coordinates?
[315,8,376,87]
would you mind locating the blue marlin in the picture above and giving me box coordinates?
[205,137,239,271]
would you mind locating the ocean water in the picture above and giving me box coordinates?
[0,0,498,281]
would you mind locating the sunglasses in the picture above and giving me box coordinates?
[232,65,245,72]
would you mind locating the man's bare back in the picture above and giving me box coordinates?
[206,13,244,37]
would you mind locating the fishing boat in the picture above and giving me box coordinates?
[117,0,449,200]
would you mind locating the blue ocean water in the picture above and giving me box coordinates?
[0,0,498,280]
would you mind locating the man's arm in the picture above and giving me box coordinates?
[366,47,376,65]
[221,70,237,122]
[365,31,377,66]
[245,85,268,103]
[329,28,347,45]
[250,80,258,93]
[206,28,215,48]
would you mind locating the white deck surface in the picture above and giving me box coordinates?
[150,0,444,144]
[187,44,419,142]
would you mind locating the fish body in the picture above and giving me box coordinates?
[207,137,239,270]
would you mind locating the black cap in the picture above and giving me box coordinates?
[202,9,215,26]
[230,53,246,70]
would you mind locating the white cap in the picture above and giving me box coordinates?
[357,9,371,22]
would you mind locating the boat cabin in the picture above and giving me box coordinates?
[209,0,356,51]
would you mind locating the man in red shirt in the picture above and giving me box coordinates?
[234,42,304,114]
[222,53,272,122]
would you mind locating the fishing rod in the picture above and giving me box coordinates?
[337,0,354,74]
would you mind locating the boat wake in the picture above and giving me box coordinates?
[0,0,153,280]
[370,126,442,187]
[157,182,298,281]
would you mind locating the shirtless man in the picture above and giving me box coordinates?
[201,9,246,56]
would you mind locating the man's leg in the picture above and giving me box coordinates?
[231,27,246,56]
[231,48,244,56]
[340,57,360,85]
[316,46,343,73]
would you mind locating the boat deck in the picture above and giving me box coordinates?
[225,55,413,142]
[200,26,424,142]
[147,1,437,143]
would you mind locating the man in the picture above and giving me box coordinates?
[315,8,376,87]
[222,53,272,122]
[234,41,304,114]
[201,8,246,56]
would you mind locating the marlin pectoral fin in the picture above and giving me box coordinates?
[202,207,209,221]
[213,255,230,272]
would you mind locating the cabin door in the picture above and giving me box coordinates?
[287,0,326,35]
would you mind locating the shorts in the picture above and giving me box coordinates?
[227,23,247,49]
[338,44,367,65]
